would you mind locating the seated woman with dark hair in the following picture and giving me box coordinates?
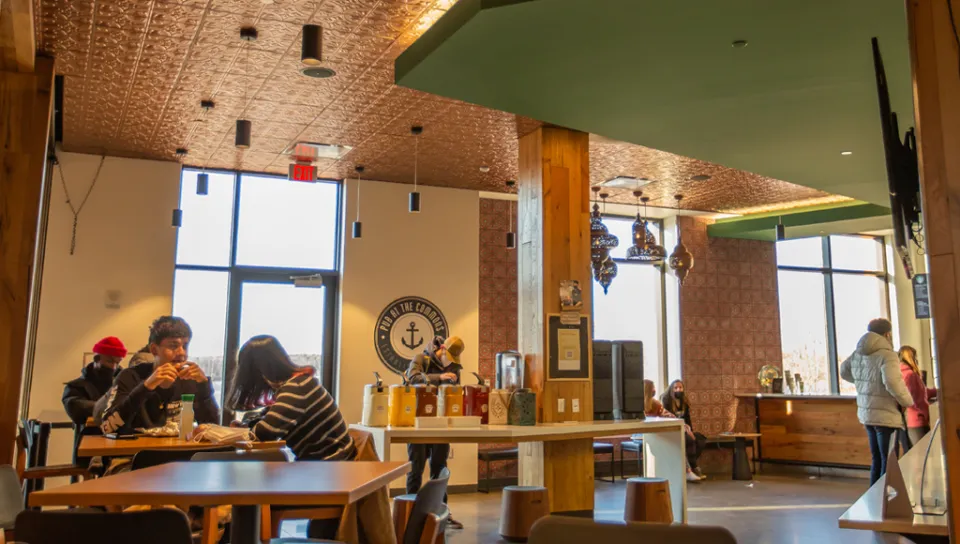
[230,335,356,461]
[660,379,706,479]
[644,379,704,482]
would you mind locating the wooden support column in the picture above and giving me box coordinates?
[0,56,55,464]
[906,0,960,537]
[517,126,594,514]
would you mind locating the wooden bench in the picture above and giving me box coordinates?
[704,433,759,480]
[478,447,519,493]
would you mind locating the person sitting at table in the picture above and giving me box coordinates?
[644,379,703,482]
[229,335,357,461]
[62,336,127,462]
[660,379,707,479]
[99,316,219,434]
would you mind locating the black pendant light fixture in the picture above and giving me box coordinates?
[301,24,322,65]
[589,187,619,294]
[505,180,517,249]
[776,216,786,241]
[668,194,695,286]
[409,125,422,213]
[196,171,209,195]
[236,27,257,149]
[626,194,666,262]
[352,165,364,239]
[173,149,187,227]
[171,208,183,228]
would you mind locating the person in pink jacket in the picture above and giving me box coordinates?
[898,345,938,450]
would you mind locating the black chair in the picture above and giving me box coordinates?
[529,516,738,544]
[619,438,644,479]
[15,508,194,544]
[593,442,615,482]
[191,448,293,462]
[399,467,450,544]
[131,446,233,470]
[0,465,24,542]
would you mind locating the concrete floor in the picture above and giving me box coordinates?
[285,475,930,544]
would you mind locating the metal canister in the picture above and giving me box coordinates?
[415,384,439,417]
[463,372,490,424]
[438,384,464,417]
[361,372,389,427]
[507,388,537,426]
[388,383,417,427]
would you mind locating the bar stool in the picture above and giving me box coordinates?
[624,477,673,524]
[499,486,549,542]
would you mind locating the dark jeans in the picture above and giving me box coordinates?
[865,425,898,485]
[407,443,450,499]
[687,432,706,471]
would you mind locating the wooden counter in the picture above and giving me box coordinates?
[736,393,870,469]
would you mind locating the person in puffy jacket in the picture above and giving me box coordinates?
[840,318,914,485]
[62,337,127,460]
[898,345,937,451]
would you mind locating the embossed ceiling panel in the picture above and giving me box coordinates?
[40,0,844,213]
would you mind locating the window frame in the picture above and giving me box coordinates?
[172,168,343,414]
[776,234,891,395]
[591,215,669,390]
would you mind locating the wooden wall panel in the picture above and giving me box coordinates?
[757,398,870,467]
[906,0,960,536]
[0,56,54,464]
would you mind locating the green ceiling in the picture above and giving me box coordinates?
[396,0,914,207]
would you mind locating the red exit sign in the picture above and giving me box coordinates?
[288,162,317,182]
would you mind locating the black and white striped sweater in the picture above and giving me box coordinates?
[254,374,356,461]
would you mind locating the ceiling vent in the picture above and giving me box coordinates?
[282,142,353,161]
[599,176,653,189]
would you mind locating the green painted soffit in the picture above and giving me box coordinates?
[707,202,891,241]
[396,0,913,207]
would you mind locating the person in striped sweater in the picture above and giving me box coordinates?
[230,335,356,461]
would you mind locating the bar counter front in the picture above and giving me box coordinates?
[737,393,871,469]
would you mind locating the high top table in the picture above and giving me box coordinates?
[29,460,410,544]
[77,435,286,457]
[351,418,687,521]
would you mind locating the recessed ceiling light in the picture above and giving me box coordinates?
[479,166,490,173]
[690,174,711,181]
[300,66,336,78]
[731,40,748,48]
[841,151,853,156]
[600,176,653,189]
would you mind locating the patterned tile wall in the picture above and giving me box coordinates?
[676,216,783,472]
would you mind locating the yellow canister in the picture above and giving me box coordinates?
[438,384,464,417]
[361,373,389,427]
[388,384,417,427]
[488,389,510,425]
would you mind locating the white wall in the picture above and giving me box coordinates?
[886,236,935,380]
[27,151,181,467]
[338,179,480,488]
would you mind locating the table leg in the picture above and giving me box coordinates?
[643,429,687,523]
[732,438,752,481]
[519,439,594,515]
[231,504,261,544]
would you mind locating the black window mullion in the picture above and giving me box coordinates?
[822,236,841,394]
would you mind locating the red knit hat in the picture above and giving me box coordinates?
[92,336,127,358]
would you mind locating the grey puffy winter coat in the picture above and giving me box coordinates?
[840,332,914,428]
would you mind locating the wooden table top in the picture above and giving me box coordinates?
[716,432,761,439]
[29,461,410,508]
[78,435,285,457]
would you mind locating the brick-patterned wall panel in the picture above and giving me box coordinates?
[676,216,782,473]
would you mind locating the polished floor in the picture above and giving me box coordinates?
[285,475,925,544]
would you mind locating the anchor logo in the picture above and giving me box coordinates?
[401,321,424,350]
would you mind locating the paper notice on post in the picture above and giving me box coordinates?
[557,328,581,371]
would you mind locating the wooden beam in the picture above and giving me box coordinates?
[905,0,960,537]
[0,55,54,464]
[0,0,35,72]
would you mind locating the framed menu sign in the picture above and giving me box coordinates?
[913,274,931,319]
[547,314,591,380]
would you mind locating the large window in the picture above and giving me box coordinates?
[592,216,667,388]
[776,235,891,395]
[172,169,341,411]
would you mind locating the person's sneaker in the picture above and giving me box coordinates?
[694,468,705,479]
[447,515,464,530]
[686,471,701,482]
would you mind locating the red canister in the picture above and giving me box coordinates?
[463,372,490,424]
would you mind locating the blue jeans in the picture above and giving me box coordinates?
[865,425,898,485]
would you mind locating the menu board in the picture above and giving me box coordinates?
[547,314,591,380]
[913,274,931,319]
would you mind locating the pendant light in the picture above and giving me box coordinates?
[505,180,517,249]
[171,208,183,228]
[196,171,209,195]
[626,194,666,262]
[301,24,323,65]
[352,165,364,239]
[409,125,422,213]
[590,187,619,277]
[595,192,618,294]
[776,216,786,241]
[173,149,186,227]
[236,27,257,149]
[668,194,695,286]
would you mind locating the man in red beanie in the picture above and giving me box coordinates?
[62,336,127,459]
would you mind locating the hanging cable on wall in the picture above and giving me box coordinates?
[56,154,106,255]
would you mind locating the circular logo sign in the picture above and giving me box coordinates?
[374,296,449,375]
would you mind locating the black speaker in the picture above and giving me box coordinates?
[618,341,645,415]
[592,341,614,418]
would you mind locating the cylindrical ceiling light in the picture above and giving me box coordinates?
[301,24,323,66]
[196,172,209,195]
[506,180,517,249]
[409,125,423,213]
[236,119,252,148]
[171,208,183,228]
[353,165,364,239]
[776,217,786,241]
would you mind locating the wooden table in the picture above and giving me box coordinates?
[351,418,688,522]
[77,435,285,457]
[30,461,410,544]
